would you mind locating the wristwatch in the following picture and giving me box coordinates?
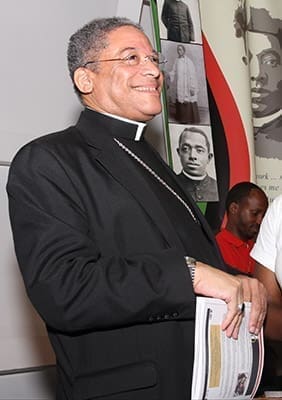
[185,256,196,285]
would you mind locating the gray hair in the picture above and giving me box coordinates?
[67,17,143,94]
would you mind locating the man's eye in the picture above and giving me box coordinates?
[265,59,278,67]
[261,54,280,67]
[125,54,139,64]
[151,55,160,64]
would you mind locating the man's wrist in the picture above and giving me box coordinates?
[185,256,197,286]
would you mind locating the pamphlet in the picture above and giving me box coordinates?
[192,297,264,400]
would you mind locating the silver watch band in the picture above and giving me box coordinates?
[185,256,196,285]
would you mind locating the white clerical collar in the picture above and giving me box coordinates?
[253,109,282,127]
[87,107,147,141]
[182,169,207,181]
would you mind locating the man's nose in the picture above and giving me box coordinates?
[189,148,197,159]
[141,57,162,78]
[256,214,264,224]
[251,72,267,86]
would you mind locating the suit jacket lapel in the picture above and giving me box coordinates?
[96,140,186,251]
[76,109,185,251]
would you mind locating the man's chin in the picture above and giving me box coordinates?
[185,172,201,178]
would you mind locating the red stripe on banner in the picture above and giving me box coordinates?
[202,34,251,188]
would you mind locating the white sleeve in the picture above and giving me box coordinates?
[250,196,282,273]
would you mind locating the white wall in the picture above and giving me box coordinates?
[0,1,163,398]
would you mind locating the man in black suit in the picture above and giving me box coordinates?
[7,17,266,400]
[177,127,218,202]
[161,0,195,43]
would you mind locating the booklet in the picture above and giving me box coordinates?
[191,297,264,400]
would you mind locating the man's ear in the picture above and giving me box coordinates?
[177,147,180,156]
[229,202,239,215]
[208,153,213,161]
[73,67,93,94]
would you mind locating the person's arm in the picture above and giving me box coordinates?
[161,1,169,28]
[187,58,198,96]
[186,6,195,41]
[7,142,196,334]
[7,141,266,339]
[254,262,282,340]
[192,262,267,339]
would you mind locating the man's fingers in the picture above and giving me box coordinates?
[222,296,245,339]
[237,275,267,334]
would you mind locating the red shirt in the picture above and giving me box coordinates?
[215,229,255,274]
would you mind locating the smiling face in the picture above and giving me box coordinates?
[74,26,164,122]
[249,31,282,118]
[177,130,212,177]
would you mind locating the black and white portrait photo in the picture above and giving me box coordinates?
[169,124,218,202]
[157,0,202,44]
[161,41,210,126]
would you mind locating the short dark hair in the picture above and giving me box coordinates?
[177,44,186,53]
[234,6,282,47]
[178,127,211,153]
[225,181,267,212]
[248,7,282,48]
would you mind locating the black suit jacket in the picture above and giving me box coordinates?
[7,109,226,400]
[177,172,219,202]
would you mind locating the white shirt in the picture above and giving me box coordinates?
[251,194,282,288]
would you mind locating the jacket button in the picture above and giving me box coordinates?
[172,312,179,318]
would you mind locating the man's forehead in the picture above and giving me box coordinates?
[106,26,153,49]
[248,31,273,52]
[182,131,207,145]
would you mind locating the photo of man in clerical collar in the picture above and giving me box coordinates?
[175,126,218,202]
[234,5,282,160]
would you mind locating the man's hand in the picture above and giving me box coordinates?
[236,274,267,336]
[193,262,246,339]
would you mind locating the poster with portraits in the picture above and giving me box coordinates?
[152,0,281,229]
[153,0,219,204]
[198,0,282,230]
[199,0,282,206]
[244,2,282,203]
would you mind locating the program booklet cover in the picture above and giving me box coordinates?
[192,297,264,400]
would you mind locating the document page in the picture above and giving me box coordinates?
[191,297,264,400]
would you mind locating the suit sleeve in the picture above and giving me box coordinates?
[161,1,169,28]
[7,142,195,334]
[186,7,195,41]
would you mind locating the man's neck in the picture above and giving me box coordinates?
[182,170,207,181]
[86,107,146,141]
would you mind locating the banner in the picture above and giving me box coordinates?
[199,0,282,211]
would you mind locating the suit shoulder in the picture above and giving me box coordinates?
[11,126,80,163]
[29,126,79,147]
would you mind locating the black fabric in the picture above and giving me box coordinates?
[7,108,227,399]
